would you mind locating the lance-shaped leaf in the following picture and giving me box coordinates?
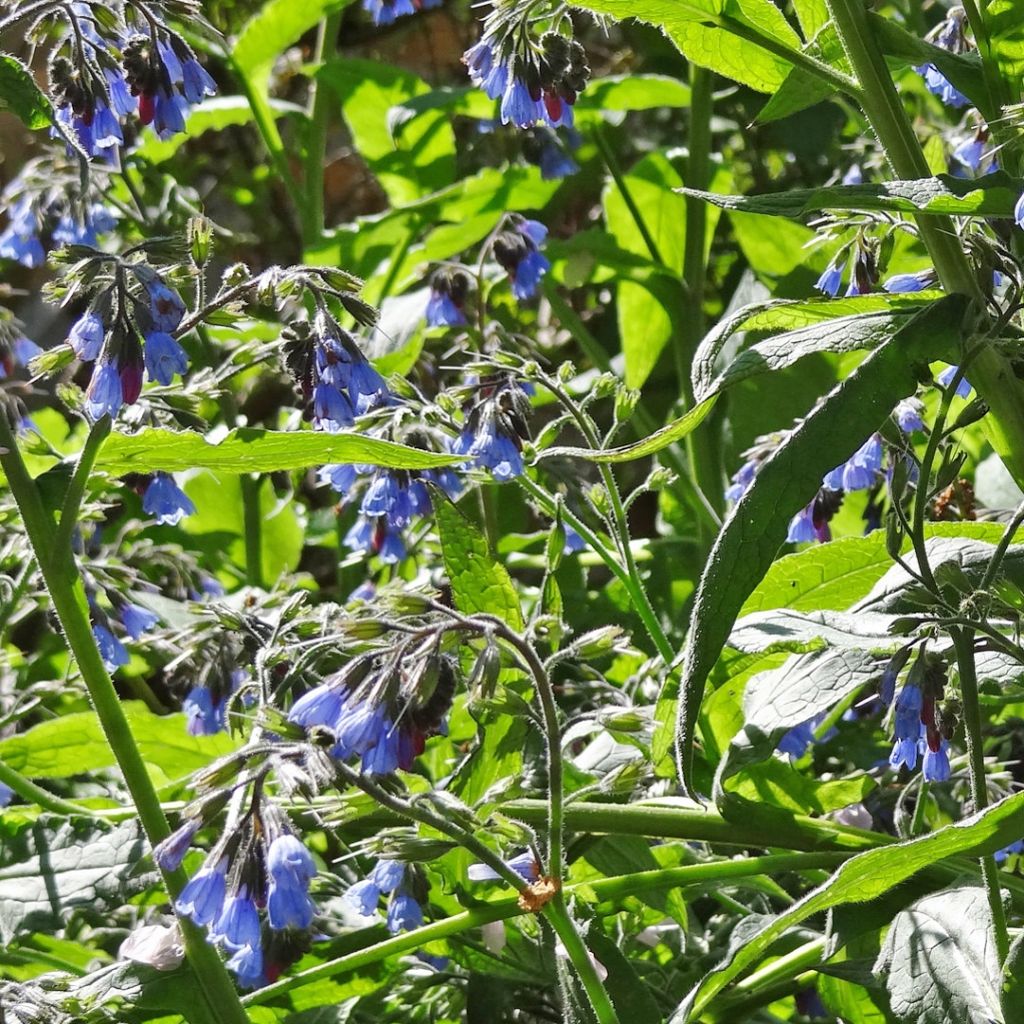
[727,608,901,656]
[682,171,1024,219]
[93,428,460,475]
[0,55,52,129]
[671,790,1024,1021]
[669,294,967,795]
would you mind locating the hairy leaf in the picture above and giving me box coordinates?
[682,172,1024,219]
[0,55,52,129]
[94,428,460,475]
[671,295,967,793]
[0,818,148,943]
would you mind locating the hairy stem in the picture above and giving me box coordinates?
[302,12,342,242]
[240,473,264,588]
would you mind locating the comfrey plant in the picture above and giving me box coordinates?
[6,1,1024,1023]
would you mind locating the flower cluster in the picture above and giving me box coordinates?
[493,216,550,301]
[47,3,217,157]
[464,24,591,129]
[523,125,581,180]
[287,648,455,776]
[426,268,471,328]
[344,859,425,934]
[815,242,877,298]
[60,256,191,419]
[89,597,161,674]
[454,375,533,482]
[158,812,317,988]
[886,652,954,782]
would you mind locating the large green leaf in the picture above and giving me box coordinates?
[318,59,456,204]
[0,818,148,943]
[433,498,523,630]
[0,55,52,129]
[875,887,1003,1024]
[669,296,967,793]
[0,702,237,786]
[94,428,460,475]
[683,172,1024,219]
[572,0,802,93]
[673,791,1024,1020]
[233,0,356,84]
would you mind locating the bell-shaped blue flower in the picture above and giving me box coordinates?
[936,365,972,398]
[152,819,199,872]
[144,331,189,385]
[121,603,159,640]
[213,886,261,952]
[86,362,123,420]
[94,624,129,672]
[175,859,228,926]
[69,312,105,362]
[143,472,196,526]
[386,890,424,934]
[184,686,227,736]
[267,834,317,930]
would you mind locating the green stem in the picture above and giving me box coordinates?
[0,760,101,818]
[949,626,1010,965]
[681,64,723,550]
[302,12,342,242]
[958,0,1013,133]
[0,417,250,1024]
[53,417,111,562]
[909,779,930,836]
[545,896,620,1024]
[243,852,841,1007]
[0,555,36,645]
[240,474,264,588]
[824,0,1024,490]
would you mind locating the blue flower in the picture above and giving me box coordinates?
[344,878,382,916]
[105,69,136,116]
[725,459,757,502]
[468,851,539,882]
[454,422,524,481]
[69,312,105,362]
[493,218,550,301]
[312,381,354,431]
[121,603,159,640]
[815,264,843,297]
[348,359,390,414]
[894,398,925,434]
[883,271,933,293]
[917,63,969,107]
[1015,192,1024,230]
[841,164,863,185]
[787,502,827,544]
[181,60,217,105]
[154,93,188,140]
[143,472,196,526]
[267,834,317,930]
[879,662,900,706]
[922,739,951,782]
[176,859,228,926]
[953,134,986,173]
[777,713,837,759]
[343,859,405,915]
[0,781,12,807]
[511,248,551,301]
[370,859,406,892]
[344,515,407,563]
[893,682,923,741]
[348,580,376,602]
[334,700,392,759]
[426,288,466,328]
[995,839,1024,864]
[152,819,199,871]
[538,138,579,180]
[94,624,129,672]
[501,76,544,128]
[144,331,189,385]
[823,433,883,492]
[213,886,261,952]
[363,0,416,24]
[289,683,347,730]
[563,525,586,554]
[464,39,508,100]
[158,39,185,84]
[90,101,123,149]
[184,686,227,736]
[937,365,972,398]
[318,463,359,495]
[386,890,424,934]
[86,361,123,420]
[226,943,265,989]
[145,281,186,332]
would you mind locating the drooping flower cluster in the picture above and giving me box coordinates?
[886,651,954,782]
[914,9,971,108]
[45,2,217,158]
[287,647,455,776]
[158,809,317,988]
[344,859,425,934]
[426,268,471,328]
[464,21,591,129]
[454,375,533,482]
[815,242,877,298]
[89,596,161,674]
[493,215,550,301]
[57,254,192,420]
[522,125,581,180]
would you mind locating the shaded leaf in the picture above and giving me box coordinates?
[0,55,52,129]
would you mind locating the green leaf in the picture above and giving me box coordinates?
[182,471,304,582]
[233,0,356,85]
[683,171,1024,219]
[673,791,1024,1020]
[0,702,238,786]
[317,59,456,204]
[572,0,802,93]
[876,887,1003,1024]
[134,96,304,164]
[577,74,692,112]
[94,428,460,475]
[728,608,900,656]
[539,396,717,464]
[0,54,52,129]
[756,26,849,123]
[433,498,524,630]
[670,296,967,792]
[694,310,930,404]
[730,759,875,816]
[586,930,665,1024]
[0,818,148,943]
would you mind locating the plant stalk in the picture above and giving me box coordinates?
[302,12,342,242]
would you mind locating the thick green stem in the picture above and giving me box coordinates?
[53,416,111,561]
[949,626,1010,965]
[0,417,250,1024]
[0,761,100,818]
[302,12,342,242]
[825,0,1024,490]
[243,852,840,1007]
[681,64,723,549]
[241,474,264,588]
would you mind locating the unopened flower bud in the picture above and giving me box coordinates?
[572,626,624,659]
[614,387,641,423]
